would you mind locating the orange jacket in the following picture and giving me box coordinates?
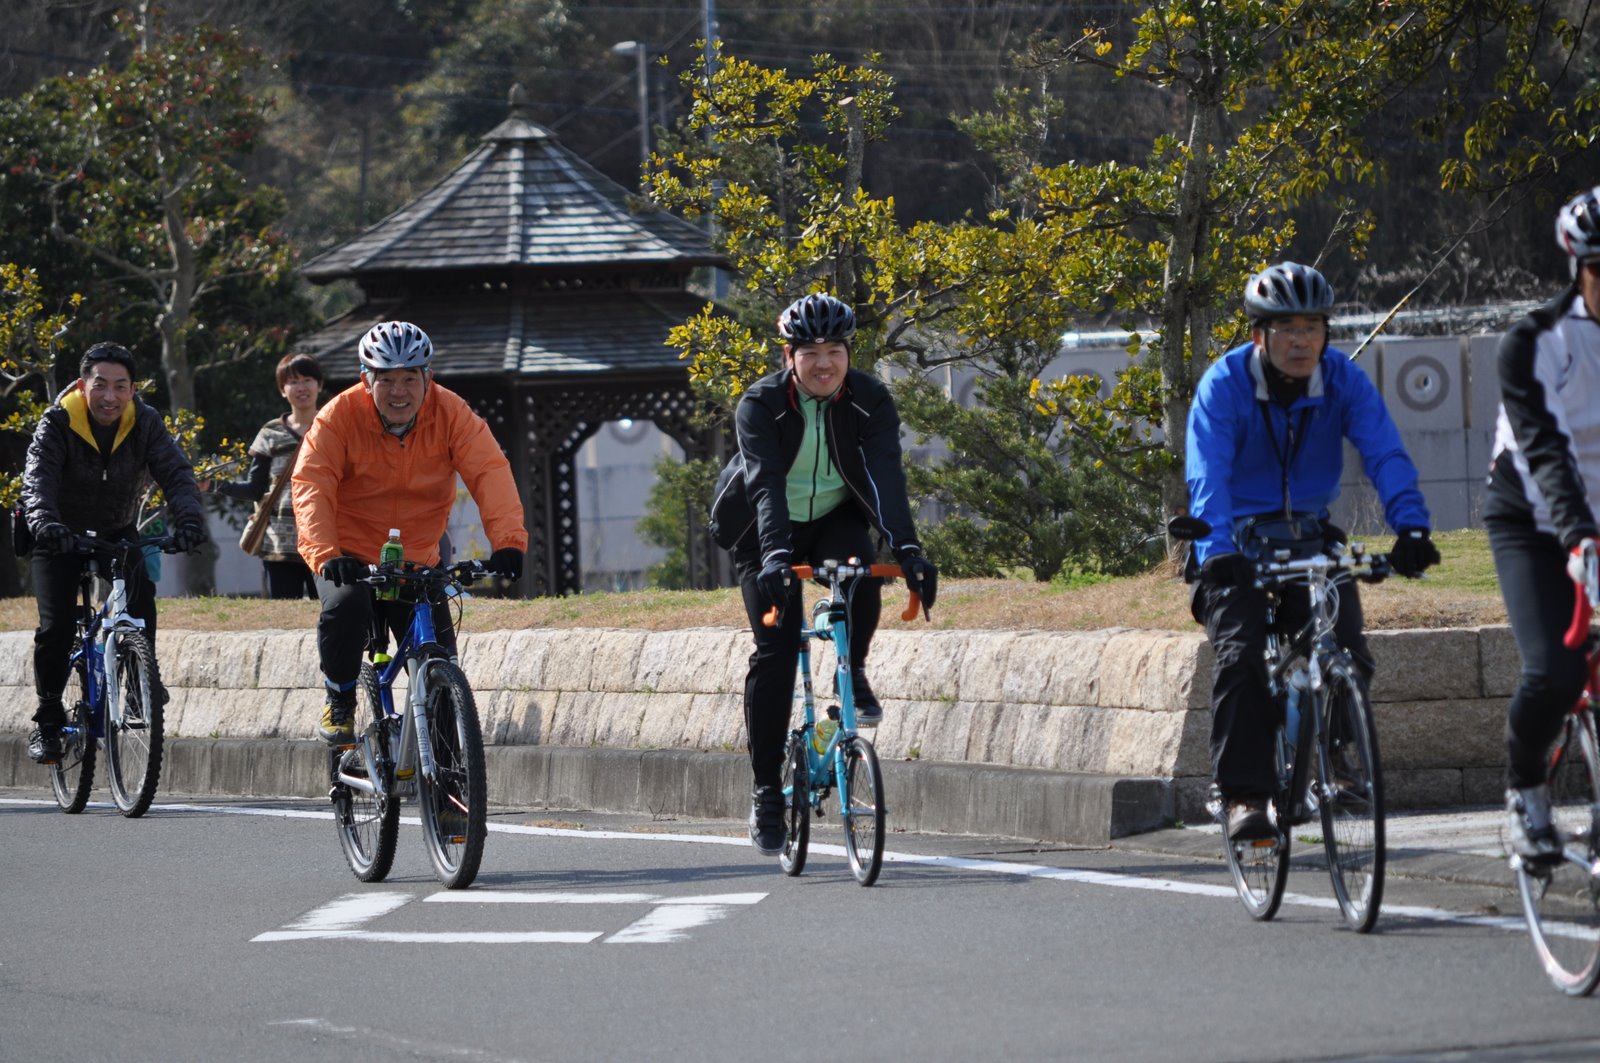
[292,380,527,573]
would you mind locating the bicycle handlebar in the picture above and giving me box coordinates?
[1564,549,1599,650]
[1253,548,1391,586]
[760,562,923,628]
[68,532,178,558]
[358,558,503,590]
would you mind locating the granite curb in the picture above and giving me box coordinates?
[0,734,1171,846]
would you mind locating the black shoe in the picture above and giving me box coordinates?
[749,786,785,855]
[846,672,882,728]
[1225,797,1275,842]
[28,726,64,765]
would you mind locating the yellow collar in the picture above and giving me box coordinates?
[62,387,137,453]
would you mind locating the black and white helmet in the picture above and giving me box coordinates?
[358,320,433,372]
[1243,262,1335,322]
[777,293,856,345]
[1556,186,1600,275]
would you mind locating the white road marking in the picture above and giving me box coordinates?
[281,891,410,931]
[269,1017,536,1062]
[0,796,1565,938]
[256,929,602,943]
[606,903,741,943]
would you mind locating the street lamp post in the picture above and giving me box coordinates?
[610,40,650,181]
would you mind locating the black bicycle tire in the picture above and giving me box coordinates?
[103,630,162,818]
[841,736,886,887]
[1318,661,1386,932]
[333,662,400,882]
[49,656,97,814]
[780,731,810,876]
[1515,710,1600,996]
[417,660,488,889]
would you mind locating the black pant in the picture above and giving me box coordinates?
[735,506,881,788]
[1487,516,1587,789]
[32,537,157,727]
[1190,574,1373,798]
[314,574,457,691]
[264,558,316,599]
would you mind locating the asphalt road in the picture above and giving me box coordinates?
[5,789,1600,1063]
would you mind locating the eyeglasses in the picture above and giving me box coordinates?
[1265,323,1326,341]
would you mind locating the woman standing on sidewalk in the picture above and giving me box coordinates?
[209,353,323,598]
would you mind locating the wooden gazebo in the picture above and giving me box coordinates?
[300,87,728,596]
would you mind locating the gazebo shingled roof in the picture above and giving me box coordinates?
[298,86,729,595]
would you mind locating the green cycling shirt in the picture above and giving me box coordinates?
[786,391,850,524]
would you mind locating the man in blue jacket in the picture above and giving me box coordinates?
[1186,262,1438,841]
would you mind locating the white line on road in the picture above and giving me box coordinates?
[424,891,767,906]
[282,891,410,931]
[0,797,1552,938]
[269,1018,538,1062]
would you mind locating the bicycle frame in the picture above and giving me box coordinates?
[65,536,158,744]
[332,566,469,802]
[785,561,917,809]
[1258,546,1386,826]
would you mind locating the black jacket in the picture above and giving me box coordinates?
[709,366,920,560]
[23,386,204,537]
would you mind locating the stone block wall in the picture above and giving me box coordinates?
[0,624,1524,820]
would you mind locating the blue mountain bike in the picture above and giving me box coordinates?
[765,560,923,887]
[50,532,176,817]
[328,558,502,889]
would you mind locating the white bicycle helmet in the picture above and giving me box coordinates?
[358,320,433,372]
[777,293,856,344]
[1556,186,1600,275]
[1243,262,1335,323]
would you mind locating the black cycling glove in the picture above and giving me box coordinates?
[171,520,208,553]
[488,547,524,582]
[1389,528,1439,578]
[36,522,73,555]
[757,553,794,612]
[1200,552,1254,591]
[320,556,368,588]
[897,545,938,612]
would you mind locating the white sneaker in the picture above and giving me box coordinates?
[1506,785,1561,864]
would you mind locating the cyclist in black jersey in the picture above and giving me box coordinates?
[709,293,938,854]
[1489,185,1600,863]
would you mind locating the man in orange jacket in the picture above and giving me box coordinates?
[293,320,527,744]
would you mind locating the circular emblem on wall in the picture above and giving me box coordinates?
[1394,354,1450,413]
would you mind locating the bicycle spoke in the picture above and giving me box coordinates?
[1319,663,1386,932]
[841,737,885,886]
[417,661,487,889]
[104,631,163,817]
[1516,712,1600,995]
[333,663,398,882]
[49,658,97,814]
[779,732,810,876]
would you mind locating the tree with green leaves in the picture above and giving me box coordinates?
[648,4,1600,580]
[6,14,305,415]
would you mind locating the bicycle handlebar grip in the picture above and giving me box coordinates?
[902,593,922,622]
[761,605,780,628]
[791,565,814,579]
[1565,586,1593,651]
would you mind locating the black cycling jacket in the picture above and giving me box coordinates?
[22,386,204,537]
[709,367,920,562]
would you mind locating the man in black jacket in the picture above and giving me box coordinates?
[21,343,207,763]
[709,293,938,854]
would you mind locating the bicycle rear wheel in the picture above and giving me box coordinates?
[1318,662,1386,932]
[49,658,96,814]
[417,660,487,889]
[104,630,162,817]
[1514,710,1600,996]
[840,736,885,886]
[333,663,399,882]
[779,732,810,876]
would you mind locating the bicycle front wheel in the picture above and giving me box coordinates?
[1515,710,1600,996]
[50,658,97,814]
[333,663,399,882]
[840,736,885,886]
[104,630,163,817]
[1318,662,1386,932]
[417,660,487,889]
[780,731,810,876]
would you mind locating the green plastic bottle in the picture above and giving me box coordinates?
[812,707,840,754]
[377,528,403,600]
